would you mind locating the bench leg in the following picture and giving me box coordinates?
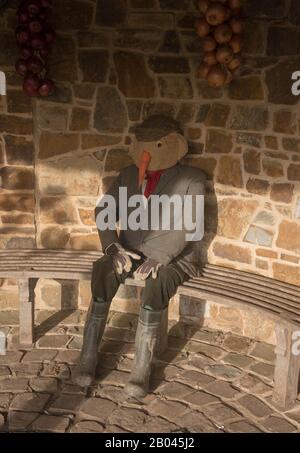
[273,324,300,410]
[155,306,169,357]
[19,278,37,347]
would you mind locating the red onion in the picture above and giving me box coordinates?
[26,0,42,16]
[18,10,29,25]
[16,0,55,98]
[15,59,28,76]
[38,8,48,21]
[26,56,44,74]
[16,25,30,44]
[30,33,47,50]
[38,46,50,59]
[28,19,43,33]
[38,78,55,97]
[23,73,41,97]
[20,45,34,60]
[41,0,52,8]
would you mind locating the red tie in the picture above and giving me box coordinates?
[144,170,164,198]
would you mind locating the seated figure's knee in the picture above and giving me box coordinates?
[92,255,114,277]
[142,269,169,311]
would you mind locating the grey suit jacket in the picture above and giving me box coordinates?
[95,163,206,277]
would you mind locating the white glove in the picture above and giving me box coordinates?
[134,258,162,281]
[105,243,141,275]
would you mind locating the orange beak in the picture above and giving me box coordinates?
[138,150,152,188]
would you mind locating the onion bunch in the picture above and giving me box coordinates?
[196,0,243,88]
[15,0,56,97]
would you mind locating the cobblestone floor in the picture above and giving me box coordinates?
[0,309,300,433]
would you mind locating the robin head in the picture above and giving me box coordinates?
[130,115,188,187]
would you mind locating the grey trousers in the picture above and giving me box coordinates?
[91,255,188,311]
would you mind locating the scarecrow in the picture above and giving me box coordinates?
[73,115,206,398]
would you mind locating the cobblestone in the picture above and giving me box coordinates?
[222,353,255,369]
[249,342,276,363]
[30,415,70,433]
[71,420,105,433]
[249,361,275,380]
[237,395,273,418]
[0,310,299,433]
[48,394,85,415]
[79,397,117,423]
[10,393,50,412]
[262,415,297,433]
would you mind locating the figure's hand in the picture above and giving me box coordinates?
[133,258,162,281]
[105,243,141,275]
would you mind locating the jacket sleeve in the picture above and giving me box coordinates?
[95,172,122,252]
[170,173,206,276]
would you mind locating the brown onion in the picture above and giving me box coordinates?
[202,35,217,52]
[198,0,210,15]
[198,63,210,79]
[228,55,241,70]
[203,51,217,66]
[207,64,227,87]
[225,70,234,85]
[216,45,234,64]
[214,23,232,44]
[206,3,227,26]
[224,7,231,21]
[195,18,210,38]
[229,34,242,53]
[230,17,243,34]
[228,0,241,9]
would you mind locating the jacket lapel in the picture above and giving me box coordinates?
[140,164,180,242]
[150,164,180,197]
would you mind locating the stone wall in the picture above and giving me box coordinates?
[0,0,300,341]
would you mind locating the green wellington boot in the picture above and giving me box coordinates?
[124,306,168,399]
[73,299,110,387]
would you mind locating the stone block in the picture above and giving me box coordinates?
[217,156,243,188]
[276,220,300,253]
[94,87,128,133]
[78,50,109,83]
[159,76,192,99]
[148,56,190,73]
[52,0,94,30]
[228,76,264,100]
[244,226,273,247]
[39,132,80,160]
[218,199,258,240]
[243,148,261,175]
[39,156,100,196]
[246,178,270,195]
[115,52,156,98]
[206,129,233,154]
[229,106,269,131]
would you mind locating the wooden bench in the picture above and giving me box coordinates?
[0,249,299,410]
